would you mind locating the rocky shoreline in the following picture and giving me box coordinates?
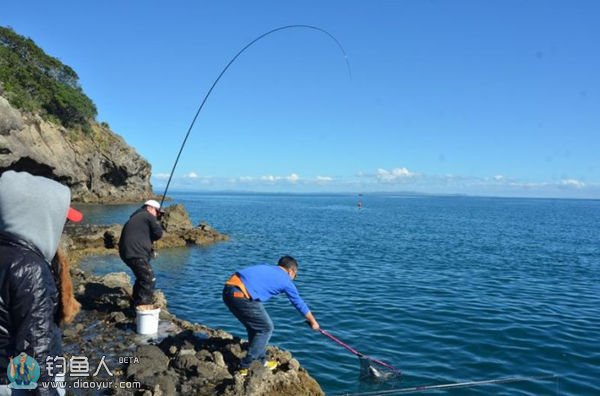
[60,205,324,396]
[63,204,229,264]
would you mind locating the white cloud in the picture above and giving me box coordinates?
[261,175,277,182]
[315,175,333,182]
[560,179,585,188]
[494,175,505,181]
[153,173,171,180]
[508,181,546,189]
[185,172,199,179]
[257,174,301,183]
[376,167,415,182]
[286,173,299,183]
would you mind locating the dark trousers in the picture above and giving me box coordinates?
[124,258,155,307]
[223,285,274,368]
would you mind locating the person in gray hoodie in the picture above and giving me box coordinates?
[0,171,82,396]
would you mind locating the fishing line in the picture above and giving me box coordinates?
[159,25,351,207]
[335,374,559,395]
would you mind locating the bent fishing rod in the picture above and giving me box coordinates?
[159,25,351,207]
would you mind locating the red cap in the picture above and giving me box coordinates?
[67,207,83,222]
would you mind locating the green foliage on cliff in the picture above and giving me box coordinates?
[0,26,97,130]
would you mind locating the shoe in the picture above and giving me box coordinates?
[264,360,278,370]
[239,368,248,377]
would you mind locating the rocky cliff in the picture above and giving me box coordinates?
[0,94,153,202]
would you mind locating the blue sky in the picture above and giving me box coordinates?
[2,1,599,198]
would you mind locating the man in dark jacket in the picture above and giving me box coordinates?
[119,200,164,308]
[0,170,83,395]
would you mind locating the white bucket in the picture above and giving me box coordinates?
[135,305,161,335]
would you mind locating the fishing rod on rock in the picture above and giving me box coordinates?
[159,25,351,208]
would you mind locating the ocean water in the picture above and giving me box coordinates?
[79,193,600,395]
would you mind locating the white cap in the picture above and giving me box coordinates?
[144,199,161,210]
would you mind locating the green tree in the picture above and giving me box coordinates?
[0,26,97,130]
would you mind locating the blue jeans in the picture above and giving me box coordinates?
[223,285,274,368]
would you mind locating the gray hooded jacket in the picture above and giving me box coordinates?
[0,171,70,395]
[0,170,71,262]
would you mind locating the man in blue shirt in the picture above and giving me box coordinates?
[223,256,319,374]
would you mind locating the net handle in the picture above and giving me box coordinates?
[319,328,402,374]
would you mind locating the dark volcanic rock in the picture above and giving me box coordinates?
[127,345,170,379]
[159,203,193,233]
[156,204,229,248]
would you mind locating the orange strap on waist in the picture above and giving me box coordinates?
[225,274,251,299]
